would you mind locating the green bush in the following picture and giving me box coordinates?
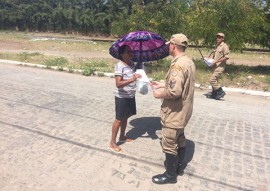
[97,72,105,77]
[82,67,95,76]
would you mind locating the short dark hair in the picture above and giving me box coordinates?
[118,45,129,60]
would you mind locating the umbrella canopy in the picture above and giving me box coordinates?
[109,31,169,63]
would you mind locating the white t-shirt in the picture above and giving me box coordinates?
[114,61,136,98]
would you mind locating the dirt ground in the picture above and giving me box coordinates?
[0,38,116,62]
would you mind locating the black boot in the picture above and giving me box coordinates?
[163,147,186,176]
[210,89,217,98]
[176,147,186,176]
[215,87,226,100]
[152,153,178,184]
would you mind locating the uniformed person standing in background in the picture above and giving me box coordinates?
[150,34,196,184]
[208,33,230,99]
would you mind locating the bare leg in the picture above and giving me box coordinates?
[110,119,121,148]
[119,118,127,140]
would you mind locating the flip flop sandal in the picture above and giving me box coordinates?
[108,145,122,153]
[118,138,134,143]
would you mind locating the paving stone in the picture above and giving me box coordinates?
[0,63,269,191]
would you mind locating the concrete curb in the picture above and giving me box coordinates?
[1,59,270,97]
[195,84,270,97]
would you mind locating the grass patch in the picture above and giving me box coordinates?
[19,52,43,62]
[78,59,113,72]
[197,60,270,91]
[43,57,68,67]
[77,59,113,76]
[0,52,46,63]
[144,59,270,91]
[265,76,270,84]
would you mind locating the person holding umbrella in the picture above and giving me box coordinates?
[151,34,196,184]
[109,45,141,153]
[108,31,169,152]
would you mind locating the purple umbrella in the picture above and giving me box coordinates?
[109,31,169,63]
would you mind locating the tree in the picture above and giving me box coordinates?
[0,0,269,49]
[111,0,189,38]
[185,0,270,50]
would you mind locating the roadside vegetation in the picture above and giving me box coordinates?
[0,32,269,92]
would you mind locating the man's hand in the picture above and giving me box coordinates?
[150,81,165,99]
[152,87,165,99]
[150,81,165,89]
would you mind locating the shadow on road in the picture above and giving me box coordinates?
[127,116,162,140]
[180,139,195,173]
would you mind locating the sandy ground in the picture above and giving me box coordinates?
[0,38,116,62]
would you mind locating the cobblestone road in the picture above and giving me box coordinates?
[0,63,269,191]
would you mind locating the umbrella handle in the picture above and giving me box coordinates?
[140,41,142,64]
[135,62,143,70]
